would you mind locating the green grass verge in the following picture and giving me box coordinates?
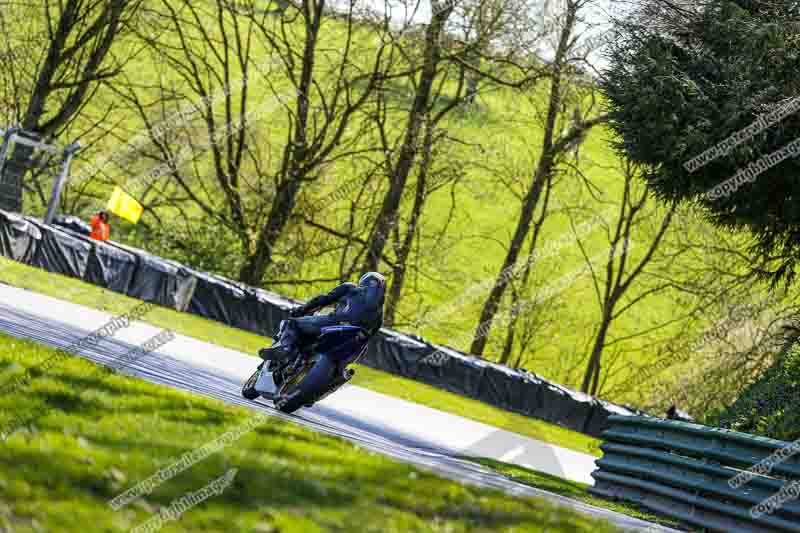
[469,458,694,532]
[0,256,601,457]
[0,333,626,533]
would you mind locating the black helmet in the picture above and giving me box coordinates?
[359,272,386,326]
[359,271,386,289]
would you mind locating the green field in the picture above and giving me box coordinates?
[0,333,627,533]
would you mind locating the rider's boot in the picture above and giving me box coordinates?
[259,320,299,361]
[258,344,294,361]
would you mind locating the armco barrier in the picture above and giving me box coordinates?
[590,415,800,532]
[0,211,640,437]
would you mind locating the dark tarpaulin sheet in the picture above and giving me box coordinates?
[113,242,195,309]
[478,363,529,412]
[429,351,485,398]
[456,357,488,398]
[212,280,290,337]
[250,288,289,336]
[515,371,546,417]
[431,352,482,397]
[30,221,137,293]
[367,330,430,376]
[186,272,250,331]
[538,381,597,434]
[358,333,641,437]
[84,240,137,294]
[0,210,40,263]
[25,217,90,279]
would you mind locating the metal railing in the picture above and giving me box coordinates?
[0,126,80,217]
[590,415,800,532]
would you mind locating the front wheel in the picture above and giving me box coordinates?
[241,363,263,400]
[274,355,336,414]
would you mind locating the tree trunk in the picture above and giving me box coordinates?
[463,47,481,106]
[0,25,64,210]
[384,120,433,326]
[0,144,33,212]
[499,295,520,366]
[239,172,306,284]
[468,3,576,357]
[583,307,613,394]
[469,160,551,356]
[498,172,553,365]
[361,7,451,273]
[238,1,321,285]
[577,172,676,394]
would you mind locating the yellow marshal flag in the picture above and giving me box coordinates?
[106,186,143,224]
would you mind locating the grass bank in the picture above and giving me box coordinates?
[0,332,624,532]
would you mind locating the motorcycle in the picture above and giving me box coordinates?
[241,321,370,414]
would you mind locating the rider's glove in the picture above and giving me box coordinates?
[289,305,306,318]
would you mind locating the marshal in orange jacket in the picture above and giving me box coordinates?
[90,212,110,241]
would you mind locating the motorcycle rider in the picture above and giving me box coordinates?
[259,272,386,362]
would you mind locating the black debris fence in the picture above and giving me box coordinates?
[112,242,199,312]
[0,211,40,263]
[26,217,92,279]
[360,337,641,437]
[0,210,640,437]
[84,240,138,293]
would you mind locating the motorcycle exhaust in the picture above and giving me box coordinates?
[315,367,356,404]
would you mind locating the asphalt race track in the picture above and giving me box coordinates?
[0,283,678,532]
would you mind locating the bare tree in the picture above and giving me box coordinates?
[383,114,436,326]
[0,0,142,212]
[574,161,677,394]
[360,0,548,272]
[231,0,395,285]
[606,201,800,414]
[92,0,393,283]
[469,0,607,357]
[365,35,475,325]
[360,3,457,274]
[382,112,469,326]
[497,173,556,366]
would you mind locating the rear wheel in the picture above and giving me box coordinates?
[274,355,336,414]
